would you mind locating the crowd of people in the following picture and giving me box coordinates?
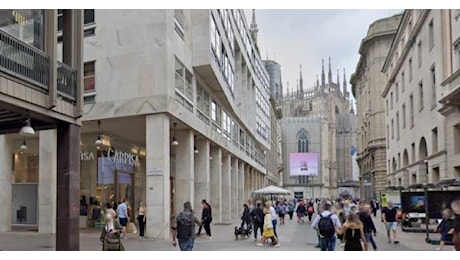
[98,196,460,251]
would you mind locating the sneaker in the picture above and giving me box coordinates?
[274,243,280,248]
[394,241,399,244]
[254,238,258,242]
[256,243,264,247]
[205,236,212,240]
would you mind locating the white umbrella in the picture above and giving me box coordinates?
[252,185,292,201]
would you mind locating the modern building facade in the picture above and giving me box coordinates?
[75,9,274,240]
[351,14,402,200]
[264,59,283,102]
[382,10,454,189]
[0,9,84,250]
[277,60,358,199]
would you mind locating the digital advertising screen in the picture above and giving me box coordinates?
[428,190,460,219]
[400,192,425,213]
[289,152,319,176]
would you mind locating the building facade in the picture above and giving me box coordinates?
[382,10,453,189]
[0,9,84,250]
[277,60,358,199]
[351,14,402,200]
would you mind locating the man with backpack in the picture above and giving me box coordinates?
[251,202,264,241]
[311,202,342,251]
[171,201,202,251]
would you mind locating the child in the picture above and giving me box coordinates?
[436,208,453,250]
[256,208,280,248]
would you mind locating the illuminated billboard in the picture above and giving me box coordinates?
[289,153,319,176]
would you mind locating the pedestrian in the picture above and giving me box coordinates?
[277,200,287,225]
[435,208,453,250]
[256,205,280,247]
[240,204,252,230]
[251,202,264,241]
[196,199,212,239]
[381,200,399,244]
[136,201,147,239]
[171,201,202,251]
[296,200,306,223]
[306,200,315,222]
[358,204,377,250]
[370,200,378,217]
[340,213,367,251]
[269,201,278,239]
[311,201,342,251]
[287,201,295,220]
[100,211,125,251]
[449,200,460,251]
[116,198,130,239]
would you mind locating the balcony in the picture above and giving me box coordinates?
[0,30,77,104]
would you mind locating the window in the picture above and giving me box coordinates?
[210,15,222,63]
[417,41,422,68]
[396,112,400,140]
[401,71,405,93]
[431,65,436,108]
[297,128,310,152]
[84,9,95,25]
[0,10,45,50]
[454,124,460,154]
[419,81,424,111]
[391,118,394,139]
[174,9,185,39]
[432,127,438,153]
[409,58,413,81]
[58,9,95,40]
[456,43,460,70]
[196,84,210,117]
[402,104,406,128]
[395,82,399,102]
[410,94,414,128]
[390,92,394,110]
[222,111,231,140]
[84,61,95,92]
[175,58,193,102]
[411,142,416,162]
[428,20,434,50]
[386,99,389,115]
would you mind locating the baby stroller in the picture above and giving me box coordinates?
[103,231,123,251]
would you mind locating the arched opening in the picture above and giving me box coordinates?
[419,137,428,160]
[392,157,397,173]
[296,128,310,153]
[403,149,409,167]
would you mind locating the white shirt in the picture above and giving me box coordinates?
[270,206,277,220]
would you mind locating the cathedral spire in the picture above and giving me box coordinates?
[321,59,325,89]
[350,99,355,114]
[316,74,319,89]
[250,9,259,45]
[343,68,349,98]
[328,57,332,86]
[299,65,303,94]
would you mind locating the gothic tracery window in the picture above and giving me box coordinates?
[296,128,310,153]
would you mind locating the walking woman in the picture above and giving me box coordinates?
[137,201,147,239]
[339,213,367,251]
[100,212,125,251]
[256,206,280,248]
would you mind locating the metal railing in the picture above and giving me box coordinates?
[0,30,49,89]
[57,61,77,102]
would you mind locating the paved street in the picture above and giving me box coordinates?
[0,213,444,251]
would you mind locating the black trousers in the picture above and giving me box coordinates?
[198,220,212,236]
[253,222,263,239]
[137,215,145,237]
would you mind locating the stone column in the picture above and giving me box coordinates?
[56,123,80,251]
[231,158,239,219]
[38,130,57,234]
[238,162,245,211]
[244,165,250,202]
[0,135,12,232]
[145,114,170,239]
[194,139,210,216]
[174,130,194,215]
[210,147,222,223]
[221,152,231,222]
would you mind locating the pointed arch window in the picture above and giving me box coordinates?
[296,128,310,153]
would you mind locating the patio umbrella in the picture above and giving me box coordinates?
[252,185,292,202]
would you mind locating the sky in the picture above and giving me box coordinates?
[244,9,403,100]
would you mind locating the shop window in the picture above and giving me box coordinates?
[13,153,39,183]
[84,61,95,92]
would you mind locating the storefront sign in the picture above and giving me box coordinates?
[107,147,140,167]
[80,151,95,161]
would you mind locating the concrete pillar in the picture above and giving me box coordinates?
[194,139,210,216]
[174,130,194,215]
[38,130,57,234]
[145,114,170,239]
[0,135,12,232]
[231,158,239,219]
[56,123,80,251]
[210,147,222,223]
[222,152,231,222]
[238,162,245,212]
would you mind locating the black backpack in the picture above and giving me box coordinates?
[176,212,194,239]
[318,214,335,238]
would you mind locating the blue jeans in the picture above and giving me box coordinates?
[178,238,195,251]
[272,219,278,237]
[364,232,377,250]
[320,236,336,251]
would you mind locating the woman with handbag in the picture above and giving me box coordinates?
[100,212,125,251]
[137,201,147,239]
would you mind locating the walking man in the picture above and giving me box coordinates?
[358,204,378,250]
[171,201,202,251]
[196,199,212,239]
[251,202,264,241]
[381,201,399,244]
[116,198,130,239]
[311,202,342,251]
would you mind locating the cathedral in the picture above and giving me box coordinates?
[274,59,359,199]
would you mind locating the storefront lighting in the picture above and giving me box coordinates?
[172,122,179,146]
[139,149,146,157]
[19,118,35,136]
[20,138,27,150]
[95,120,102,146]
[194,135,199,153]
